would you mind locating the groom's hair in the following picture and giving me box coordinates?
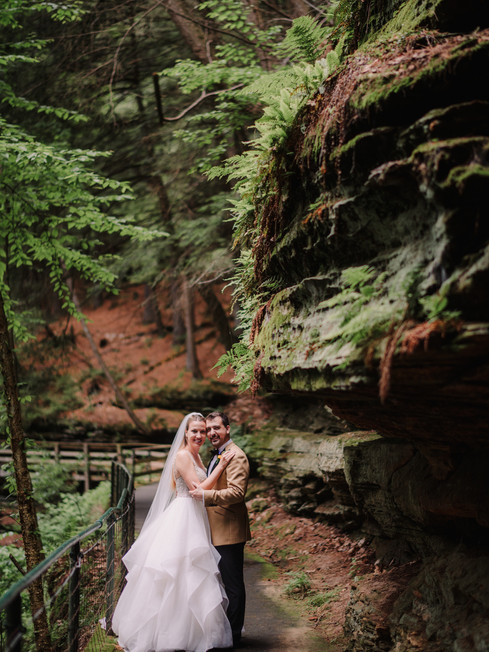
[206,411,229,428]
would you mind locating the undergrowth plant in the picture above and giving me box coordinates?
[284,570,312,598]
[208,16,342,243]
[307,587,340,607]
[37,481,111,551]
[0,477,110,594]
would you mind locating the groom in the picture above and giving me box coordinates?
[191,411,251,648]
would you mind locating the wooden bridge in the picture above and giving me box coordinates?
[0,441,170,492]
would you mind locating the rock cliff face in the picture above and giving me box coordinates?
[241,0,489,648]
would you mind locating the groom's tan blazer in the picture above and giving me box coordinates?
[203,441,251,547]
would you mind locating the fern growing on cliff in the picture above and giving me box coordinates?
[208,15,342,245]
[206,13,344,390]
[278,14,333,63]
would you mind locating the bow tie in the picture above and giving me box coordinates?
[211,449,220,457]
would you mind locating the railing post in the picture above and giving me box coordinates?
[105,512,116,632]
[110,460,116,506]
[117,465,122,505]
[121,479,131,559]
[5,594,22,652]
[68,542,80,652]
[127,485,135,550]
[83,442,90,492]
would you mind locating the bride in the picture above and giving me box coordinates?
[112,413,234,652]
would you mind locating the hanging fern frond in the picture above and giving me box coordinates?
[277,15,333,63]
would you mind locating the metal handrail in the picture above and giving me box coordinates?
[0,461,134,652]
[0,507,114,613]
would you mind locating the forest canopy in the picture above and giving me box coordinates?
[1,0,349,390]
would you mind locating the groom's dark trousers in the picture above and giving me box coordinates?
[216,542,246,642]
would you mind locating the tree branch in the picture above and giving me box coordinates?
[161,83,245,121]
[156,0,265,49]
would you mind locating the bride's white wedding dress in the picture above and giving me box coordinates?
[112,457,233,652]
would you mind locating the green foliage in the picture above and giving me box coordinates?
[0,6,166,343]
[199,0,253,33]
[0,543,26,595]
[204,10,347,388]
[284,570,312,598]
[307,588,340,607]
[1,459,16,498]
[278,15,333,63]
[37,481,110,552]
[419,285,461,323]
[0,479,110,597]
[318,265,389,342]
[0,120,163,334]
[31,458,77,505]
[213,342,254,392]
[21,369,83,427]
[205,22,342,264]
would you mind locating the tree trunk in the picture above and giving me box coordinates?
[146,177,186,346]
[0,293,52,651]
[198,283,237,351]
[183,279,202,379]
[171,277,186,346]
[142,284,166,336]
[287,0,310,18]
[163,0,214,62]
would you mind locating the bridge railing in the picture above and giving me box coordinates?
[0,461,135,652]
[0,441,170,491]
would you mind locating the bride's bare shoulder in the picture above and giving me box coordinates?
[175,449,192,464]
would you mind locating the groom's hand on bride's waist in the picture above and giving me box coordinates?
[190,484,204,500]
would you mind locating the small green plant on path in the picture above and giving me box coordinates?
[307,588,340,608]
[284,570,312,598]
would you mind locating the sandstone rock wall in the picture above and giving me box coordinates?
[249,423,489,650]
[238,0,489,647]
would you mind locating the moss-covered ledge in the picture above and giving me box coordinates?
[246,22,489,448]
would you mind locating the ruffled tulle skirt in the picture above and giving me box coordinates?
[112,496,232,652]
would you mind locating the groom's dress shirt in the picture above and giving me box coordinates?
[207,440,233,476]
[207,449,220,476]
[203,440,251,546]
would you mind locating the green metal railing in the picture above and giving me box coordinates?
[0,461,134,652]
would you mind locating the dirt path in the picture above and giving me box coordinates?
[239,557,327,652]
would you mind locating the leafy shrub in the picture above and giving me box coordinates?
[0,543,26,595]
[32,458,77,505]
[38,481,110,552]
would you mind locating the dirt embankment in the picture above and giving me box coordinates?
[246,484,419,651]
